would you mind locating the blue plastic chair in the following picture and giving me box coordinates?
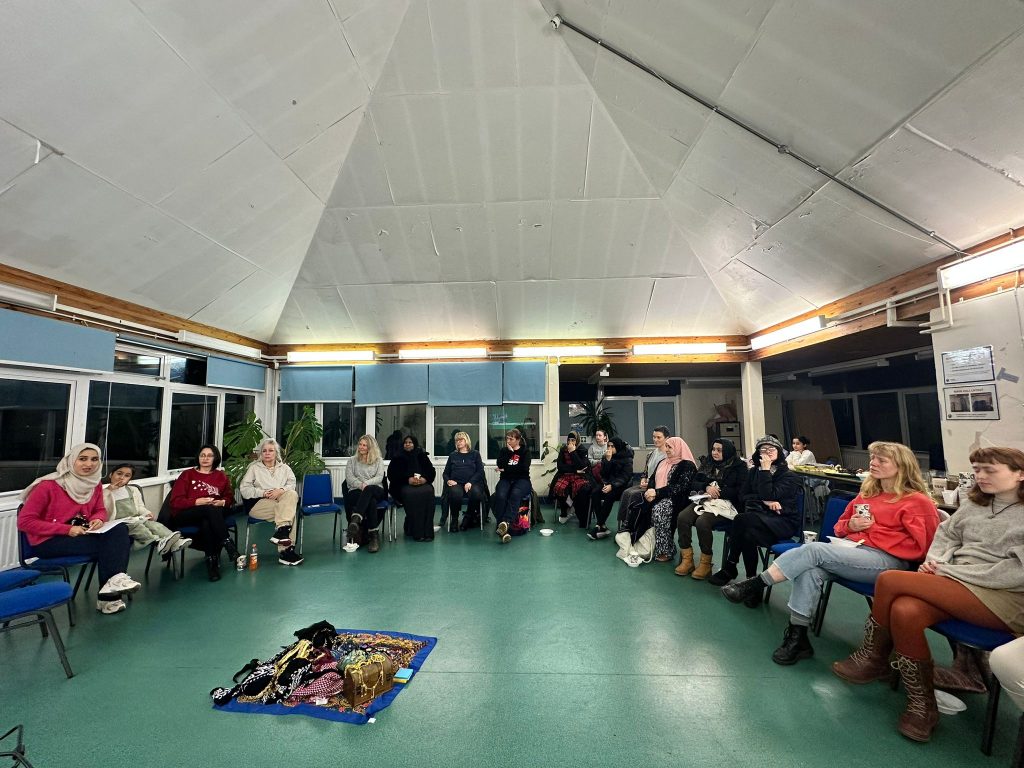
[0,580,74,678]
[765,494,852,605]
[756,490,806,588]
[296,473,342,552]
[154,492,239,579]
[18,531,96,627]
[0,568,41,592]
[930,619,1015,756]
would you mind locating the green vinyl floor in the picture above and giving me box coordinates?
[0,506,1011,767]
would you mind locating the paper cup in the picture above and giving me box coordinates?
[803,530,818,544]
[941,489,959,506]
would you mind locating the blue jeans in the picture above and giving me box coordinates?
[492,478,532,527]
[774,541,907,621]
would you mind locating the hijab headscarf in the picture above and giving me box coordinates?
[654,436,694,488]
[711,438,738,467]
[20,442,104,503]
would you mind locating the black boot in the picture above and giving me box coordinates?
[707,561,738,587]
[772,623,814,666]
[206,555,221,582]
[347,513,362,544]
[223,537,240,562]
[367,530,380,553]
[722,575,766,608]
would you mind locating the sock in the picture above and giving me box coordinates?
[759,572,774,586]
[789,613,812,628]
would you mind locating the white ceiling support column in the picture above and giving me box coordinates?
[543,362,560,448]
[740,361,766,458]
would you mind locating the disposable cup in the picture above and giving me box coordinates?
[803,530,818,544]
[942,489,959,506]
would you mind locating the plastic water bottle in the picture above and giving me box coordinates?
[248,545,259,571]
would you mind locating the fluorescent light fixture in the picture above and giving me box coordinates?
[750,317,825,351]
[0,282,57,311]
[512,345,603,358]
[938,240,1024,290]
[177,330,262,360]
[808,359,890,377]
[397,347,487,360]
[286,350,374,363]
[633,342,727,355]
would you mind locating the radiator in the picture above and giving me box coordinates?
[326,463,521,498]
[0,508,19,571]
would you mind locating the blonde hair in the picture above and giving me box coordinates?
[257,438,281,463]
[860,441,929,500]
[356,434,381,464]
[454,431,472,451]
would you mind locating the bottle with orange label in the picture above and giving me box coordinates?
[248,544,259,570]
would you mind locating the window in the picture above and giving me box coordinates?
[168,393,217,470]
[375,405,427,459]
[830,399,856,446]
[113,349,161,377]
[0,378,71,492]
[857,393,901,447]
[433,406,481,456]
[223,393,255,437]
[641,401,676,444]
[486,405,540,460]
[604,398,640,446]
[905,392,944,469]
[168,355,207,385]
[86,382,162,478]
[322,403,366,458]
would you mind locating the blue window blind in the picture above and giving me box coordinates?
[280,366,353,403]
[502,362,546,403]
[206,357,266,391]
[355,364,428,405]
[428,362,503,406]
[0,309,114,372]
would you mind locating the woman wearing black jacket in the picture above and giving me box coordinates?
[587,437,634,540]
[708,435,802,593]
[551,431,592,527]
[492,429,532,544]
[387,435,437,542]
[675,438,745,579]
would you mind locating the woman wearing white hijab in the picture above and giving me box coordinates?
[18,443,139,614]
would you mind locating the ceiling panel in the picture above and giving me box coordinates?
[711,259,815,332]
[646,277,742,336]
[324,114,396,208]
[583,102,659,198]
[273,286,356,342]
[134,0,368,158]
[0,0,253,203]
[550,199,700,279]
[0,121,50,188]
[718,0,1024,171]
[497,278,655,339]
[284,107,365,203]
[190,264,303,340]
[339,281,500,341]
[340,0,412,90]
[374,0,442,95]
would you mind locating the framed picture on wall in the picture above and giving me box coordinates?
[941,345,995,384]
[943,384,999,420]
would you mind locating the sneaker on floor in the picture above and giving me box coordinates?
[496,521,509,537]
[173,537,193,552]
[157,531,182,556]
[557,512,569,524]
[278,547,304,566]
[270,526,293,546]
[501,533,512,544]
[586,526,610,540]
[96,598,126,614]
[101,573,140,595]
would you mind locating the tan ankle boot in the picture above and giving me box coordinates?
[674,548,695,576]
[893,654,938,742]
[691,553,713,580]
[832,616,895,684]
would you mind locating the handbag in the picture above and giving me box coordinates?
[696,498,738,520]
[614,527,655,567]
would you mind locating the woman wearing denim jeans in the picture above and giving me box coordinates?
[721,441,939,666]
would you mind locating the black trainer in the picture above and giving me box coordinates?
[772,623,814,666]
[270,525,293,546]
[278,547,304,566]
[707,562,738,587]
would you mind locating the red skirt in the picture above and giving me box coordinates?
[552,473,588,497]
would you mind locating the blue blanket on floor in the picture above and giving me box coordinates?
[214,628,436,725]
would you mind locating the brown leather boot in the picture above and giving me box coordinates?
[674,548,695,576]
[691,553,713,580]
[832,616,895,684]
[893,654,939,742]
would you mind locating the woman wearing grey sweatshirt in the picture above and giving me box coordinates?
[343,435,386,553]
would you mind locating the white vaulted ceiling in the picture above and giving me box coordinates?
[1,0,1023,344]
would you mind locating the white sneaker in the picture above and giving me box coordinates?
[96,598,126,614]
[102,573,141,595]
[157,531,182,556]
[557,513,569,524]
[173,537,192,552]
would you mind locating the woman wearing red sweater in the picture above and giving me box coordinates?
[168,444,238,581]
[18,443,139,614]
[721,441,939,666]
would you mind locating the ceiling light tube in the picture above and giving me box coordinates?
[512,345,603,358]
[750,317,826,351]
[0,282,57,311]
[633,342,727,355]
[397,347,487,360]
[286,350,374,363]
[938,240,1024,290]
[177,330,262,360]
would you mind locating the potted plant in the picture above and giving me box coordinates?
[222,407,326,489]
[577,398,617,438]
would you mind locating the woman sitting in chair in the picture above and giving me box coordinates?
[642,436,698,562]
[104,463,191,558]
[722,441,939,666]
[239,438,303,567]
[587,437,634,541]
[442,431,486,532]
[492,429,532,545]
[18,443,139,615]
[707,435,802,589]
[551,431,592,528]
[168,444,240,582]
[387,435,437,542]
[343,434,386,553]
[832,446,1024,743]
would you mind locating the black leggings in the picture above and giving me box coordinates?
[170,506,230,557]
[343,485,385,530]
[724,512,779,577]
[446,483,486,520]
[33,525,131,585]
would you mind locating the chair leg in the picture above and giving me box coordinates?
[41,610,73,679]
[70,565,88,600]
[813,580,834,637]
[82,561,97,594]
[982,662,1002,756]
[144,542,156,580]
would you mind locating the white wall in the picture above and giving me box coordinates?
[929,289,1024,473]
[679,386,743,454]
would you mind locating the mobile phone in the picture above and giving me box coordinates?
[854,504,871,517]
